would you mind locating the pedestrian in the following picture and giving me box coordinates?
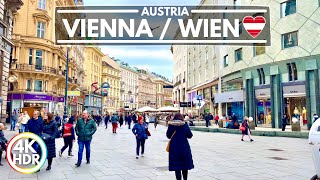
[75,110,97,167]
[59,118,75,158]
[20,111,30,133]
[42,113,58,170]
[240,117,254,142]
[17,113,23,133]
[282,114,289,131]
[204,113,210,127]
[166,113,194,180]
[111,113,119,133]
[145,114,150,126]
[119,113,124,127]
[96,114,102,127]
[0,123,8,166]
[214,114,219,125]
[132,112,138,123]
[27,110,44,164]
[55,114,62,128]
[132,118,148,159]
[104,112,110,129]
[154,115,159,130]
[126,113,132,129]
[10,110,18,131]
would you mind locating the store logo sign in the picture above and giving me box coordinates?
[6,133,48,174]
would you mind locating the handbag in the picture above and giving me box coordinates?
[166,131,176,152]
[240,126,245,131]
[146,129,151,136]
[41,133,51,141]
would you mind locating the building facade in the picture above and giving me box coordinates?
[118,61,139,111]
[0,0,23,123]
[155,78,173,108]
[137,70,157,108]
[102,56,121,114]
[84,46,104,114]
[9,0,83,118]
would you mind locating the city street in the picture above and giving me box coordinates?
[0,123,314,180]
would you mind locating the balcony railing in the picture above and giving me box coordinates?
[174,80,181,87]
[13,64,59,75]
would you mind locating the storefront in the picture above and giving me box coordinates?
[8,93,64,117]
[283,83,307,127]
[85,94,102,115]
[215,90,244,121]
[255,86,272,126]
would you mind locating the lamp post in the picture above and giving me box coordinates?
[63,46,70,123]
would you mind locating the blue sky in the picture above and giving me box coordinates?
[85,0,201,80]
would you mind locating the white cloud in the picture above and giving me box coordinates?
[100,46,172,60]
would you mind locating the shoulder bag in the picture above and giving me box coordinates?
[166,131,176,152]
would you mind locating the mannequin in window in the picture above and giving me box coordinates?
[302,107,307,125]
[293,107,300,124]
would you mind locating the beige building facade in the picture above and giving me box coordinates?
[137,70,157,108]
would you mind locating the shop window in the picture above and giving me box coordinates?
[26,80,32,91]
[37,22,45,38]
[254,44,266,56]
[235,48,242,62]
[224,55,229,67]
[29,49,33,65]
[282,31,298,49]
[287,62,298,81]
[38,0,46,10]
[281,0,296,17]
[257,68,265,85]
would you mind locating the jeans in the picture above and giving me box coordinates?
[10,120,16,131]
[77,140,91,163]
[105,120,108,128]
[282,124,286,131]
[128,121,131,129]
[21,124,27,133]
[205,120,210,127]
[61,136,73,154]
[136,139,145,156]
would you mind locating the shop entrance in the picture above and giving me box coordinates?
[256,100,271,126]
[284,97,307,127]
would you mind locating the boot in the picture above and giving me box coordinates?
[46,165,51,170]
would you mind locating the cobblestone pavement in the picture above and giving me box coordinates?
[0,123,315,180]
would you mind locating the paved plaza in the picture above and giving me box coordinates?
[0,123,315,180]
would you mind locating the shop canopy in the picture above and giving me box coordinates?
[135,106,157,112]
[157,106,180,112]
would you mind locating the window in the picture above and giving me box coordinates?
[281,0,296,17]
[235,48,242,62]
[38,0,46,10]
[224,55,229,67]
[254,44,266,56]
[35,50,43,70]
[257,68,265,85]
[29,49,33,65]
[287,63,298,81]
[26,80,32,91]
[205,51,208,63]
[282,31,298,49]
[34,80,43,92]
[37,22,45,38]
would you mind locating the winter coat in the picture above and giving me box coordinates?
[126,115,132,123]
[105,115,110,123]
[166,120,194,171]
[43,120,58,159]
[75,118,97,141]
[282,116,289,125]
[20,114,30,124]
[27,118,44,137]
[111,115,119,124]
[132,123,148,140]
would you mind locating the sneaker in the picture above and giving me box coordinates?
[241,139,244,141]
[136,156,139,159]
[59,151,62,157]
[250,139,254,142]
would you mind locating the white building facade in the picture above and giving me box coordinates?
[119,64,139,111]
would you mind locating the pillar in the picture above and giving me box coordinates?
[270,65,282,128]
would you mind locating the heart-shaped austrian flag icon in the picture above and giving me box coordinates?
[243,16,266,38]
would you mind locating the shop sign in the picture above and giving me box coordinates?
[67,91,81,96]
[180,102,192,107]
[214,90,244,103]
[255,88,270,98]
[283,85,306,97]
[24,94,52,101]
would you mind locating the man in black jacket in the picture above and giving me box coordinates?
[0,123,8,166]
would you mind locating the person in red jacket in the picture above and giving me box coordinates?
[59,118,75,157]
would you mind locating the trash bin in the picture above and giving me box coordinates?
[309,120,320,180]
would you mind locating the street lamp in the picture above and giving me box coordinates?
[63,46,71,123]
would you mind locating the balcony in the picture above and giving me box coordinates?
[12,64,59,75]
[174,80,181,87]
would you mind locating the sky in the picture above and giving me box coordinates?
[85,0,202,80]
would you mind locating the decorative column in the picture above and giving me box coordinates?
[245,71,255,129]
[270,65,282,128]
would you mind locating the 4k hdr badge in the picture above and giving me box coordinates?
[243,16,266,38]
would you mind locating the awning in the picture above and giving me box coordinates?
[214,90,244,103]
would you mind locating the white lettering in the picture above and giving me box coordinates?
[210,19,222,37]
[62,19,80,38]
[32,154,40,165]
[100,19,117,37]
[88,19,99,37]
[13,154,22,164]
[136,19,153,37]
[23,154,32,164]
[178,19,203,37]
[118,19,135,37]
[223,19,239,37]
[25,139,36,153]
[141,7,149,16]
[13,140,24,153]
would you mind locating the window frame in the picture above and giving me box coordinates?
[38,0,46,10]
[224,55,229,67]
[280,0,296,17]
[282,31,298,49]
[37,21,45,38]
[287,63,298,81]
[28,49,33,65]
[253,43,266,56]
[235,48,243,62]
[34,80,43,92]
[35,49,43,70]
[26,80,32,91]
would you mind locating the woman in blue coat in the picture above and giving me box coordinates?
[42,113,58,170]
[132,118,148,159]
[166,113,194,180]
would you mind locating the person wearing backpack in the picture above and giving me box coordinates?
[111,113,119,133]
[166,113,194,180]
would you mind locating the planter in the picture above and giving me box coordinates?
[292,123,301,132]
[218,121,223,128]
[249,121,255,130]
